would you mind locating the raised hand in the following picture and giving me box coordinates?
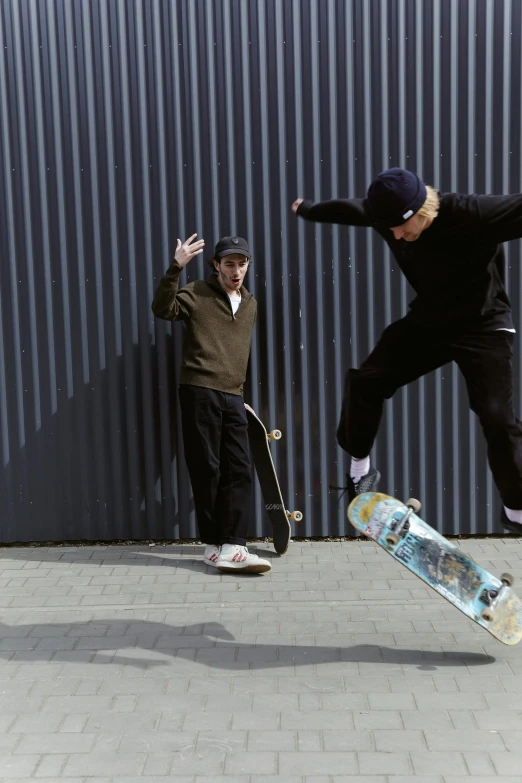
[291,198,304,213]
[174,234,205,267]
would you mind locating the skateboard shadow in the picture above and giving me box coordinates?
[0,618,495,671]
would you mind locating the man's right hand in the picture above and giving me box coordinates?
[291,198,304,213]
[174,234,205,267]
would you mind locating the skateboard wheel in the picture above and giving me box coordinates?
[288,510,303,522]
[386,532,400,546]
[268,429,282,440]
[501,572,515,587]
[481,608,494,623]
[406,498,422,513]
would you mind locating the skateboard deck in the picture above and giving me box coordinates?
[348,492,522,645]
[245,406,302,555]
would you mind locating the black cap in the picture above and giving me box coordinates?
[213,236,251,259]
[366,168,427,229]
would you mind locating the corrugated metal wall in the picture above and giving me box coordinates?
[1,0,522,542]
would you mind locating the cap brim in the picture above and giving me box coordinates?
[215,249,251,259]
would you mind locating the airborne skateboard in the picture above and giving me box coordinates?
[245,405,302,555]
[348,492,522,645]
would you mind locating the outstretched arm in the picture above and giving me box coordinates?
[291,197,371,227]
[151,234,205,321]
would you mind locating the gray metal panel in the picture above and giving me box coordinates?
[1,0,521,542]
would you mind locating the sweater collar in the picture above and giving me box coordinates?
[206,273,252,299]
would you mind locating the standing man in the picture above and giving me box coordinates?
[152,234,271,571]
[293,167,522,534]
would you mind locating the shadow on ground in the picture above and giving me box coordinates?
[0,617,495,672]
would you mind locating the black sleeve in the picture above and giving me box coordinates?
[297,198,372,227]
[476,194,522,243]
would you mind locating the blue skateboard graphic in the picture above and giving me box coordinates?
[348,492,522,645]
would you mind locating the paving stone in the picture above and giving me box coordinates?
[0,755,40,777]
[62,751,147,777]
[410,751,467,775]
[1,538,522,781]
[278,751,357,775]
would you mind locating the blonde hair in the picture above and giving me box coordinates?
[417,185,440,220]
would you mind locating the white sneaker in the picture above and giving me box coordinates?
[203,545,221,567]
[215,544,271,574]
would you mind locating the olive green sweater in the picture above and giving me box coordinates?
[151,262,257,395]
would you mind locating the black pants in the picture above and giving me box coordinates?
[337,319,522,509]
[179,385,252,546]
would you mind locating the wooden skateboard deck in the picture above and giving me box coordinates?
[348,492,522,645]
[245,405,302,555]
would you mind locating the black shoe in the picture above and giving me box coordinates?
[347,467,381,503]
[500,508,522,536]
[330,467,381,503]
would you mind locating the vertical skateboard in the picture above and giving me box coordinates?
[245,405,302,555]
[348,492,522,645]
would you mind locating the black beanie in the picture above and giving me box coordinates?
[366,168,427,229]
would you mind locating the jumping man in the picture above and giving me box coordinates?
[293,167,522,534]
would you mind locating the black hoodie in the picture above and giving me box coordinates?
[297,192,522,331]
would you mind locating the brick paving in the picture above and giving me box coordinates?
[0,537,521,781]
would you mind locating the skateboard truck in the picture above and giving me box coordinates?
[265,503,302,522]
[385,498,422,547]
[479,572,515,622]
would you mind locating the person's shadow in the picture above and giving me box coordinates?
[0,327,274,545]
[0,616,494,672]
[0,549,497,673]
[1,333,189,543]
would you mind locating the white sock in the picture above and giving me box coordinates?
[504,507,522,525]
[350,456,370,483]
